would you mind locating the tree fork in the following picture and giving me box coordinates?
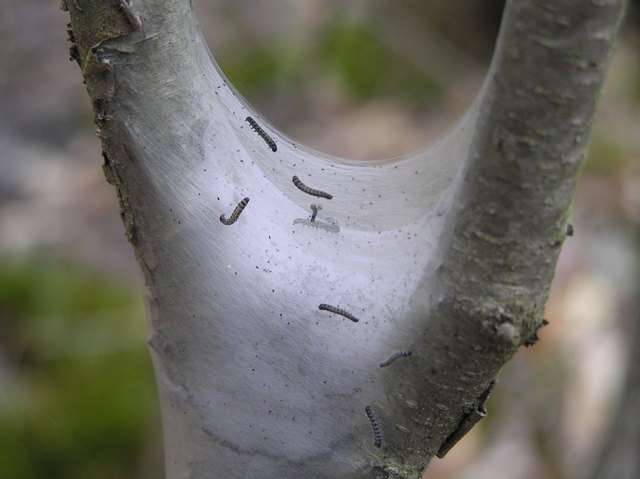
[63,1,628,478]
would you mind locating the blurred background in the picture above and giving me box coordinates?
[0,1,639,478]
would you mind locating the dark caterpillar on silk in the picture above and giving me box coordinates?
[246,116,277,152]
[292,176,333,200]
[220,197,250,225]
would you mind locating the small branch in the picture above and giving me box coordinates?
[379,0,628,469]
[446,0,628,310]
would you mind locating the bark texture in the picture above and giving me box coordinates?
[63,0,627,478]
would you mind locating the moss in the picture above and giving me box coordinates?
[0,256,157,479]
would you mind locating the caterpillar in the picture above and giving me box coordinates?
[365,405,383,448]
[220,197,250,225]
[318,304,359,322]
[310,204,321,222]
[292,176,333,200]
[379,350,412,368]
[245,116,277,152]
[566,223,574,236]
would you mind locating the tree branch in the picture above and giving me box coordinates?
[63,0,628,478]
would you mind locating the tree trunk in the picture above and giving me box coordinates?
[62,0,628,478]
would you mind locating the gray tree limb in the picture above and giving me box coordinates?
[62,0,628,478]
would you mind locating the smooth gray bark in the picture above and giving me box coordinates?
[62,1,627,478]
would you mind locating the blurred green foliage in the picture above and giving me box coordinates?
[221,46,281,95]
[221,16,441,103]
[586,131,632,177]
[320,19,441,101]
[0,257,159,479]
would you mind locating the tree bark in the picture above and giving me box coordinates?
[62,0,628,478]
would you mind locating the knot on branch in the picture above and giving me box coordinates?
[65,0,143,72]
[481,313,548,347]
[482,313,520,345]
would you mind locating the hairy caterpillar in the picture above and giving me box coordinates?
[318,304,359,322]
[220,197,250,225]
[245,116,277,152]
[365,405,383,448]
[292,176,333,200]
[379,350,412,368]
